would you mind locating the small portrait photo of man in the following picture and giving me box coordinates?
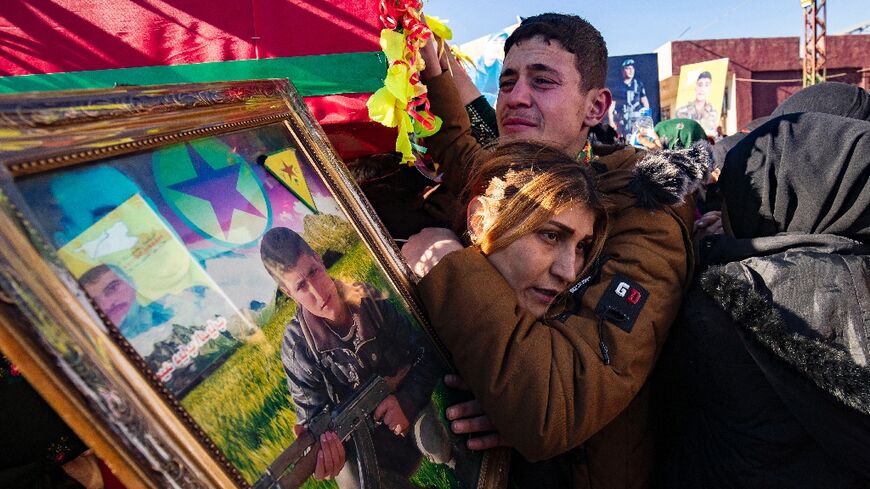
[80,264,171,339]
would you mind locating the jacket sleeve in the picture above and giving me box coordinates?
[424,71,487,195]
[281,320,330,425]
[417,204,691,462]
[466,95,499,146]
[377,296,441,417]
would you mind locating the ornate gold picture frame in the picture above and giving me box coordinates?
[0,80,506,489]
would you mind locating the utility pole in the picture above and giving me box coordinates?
[802,0,827,87]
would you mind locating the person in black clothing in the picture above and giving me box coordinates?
[771,81,870,122]
[0,355,96,489]
[697,83,870,241]
[654,112,870,488]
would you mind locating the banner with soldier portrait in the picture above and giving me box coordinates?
[606,53,661,139]
[674,58,730,136]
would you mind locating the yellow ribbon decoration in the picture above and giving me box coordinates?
[425,15,453,41]
[368,7,446,164]
[395,115,414,160]
[366,87,401,128]
[450,45,476,70]
[368,28,416,162]
[379,29,405,62]
[385,63,413,103]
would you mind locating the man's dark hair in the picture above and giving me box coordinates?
[80,264,112,287]
[260,227,317,279]
[504,13,608,90]
[698,71,712,82]
[79,263,130,287]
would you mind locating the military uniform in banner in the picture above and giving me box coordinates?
[675,101,718,134]
[612,77,648,137]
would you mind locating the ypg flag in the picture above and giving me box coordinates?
[153,139,271,246]
[264,148,318,213]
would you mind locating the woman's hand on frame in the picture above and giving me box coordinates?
[444,374,506,451]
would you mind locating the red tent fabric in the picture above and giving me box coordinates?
[0,0,382,74]
[0,0,394,160]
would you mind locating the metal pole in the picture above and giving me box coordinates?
[802,0,827,87]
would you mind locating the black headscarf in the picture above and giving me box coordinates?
[719,112,870,241]
[710,132,743,173]
[771,82,870,122]
[711,83,869,183]
[710,117,771,173]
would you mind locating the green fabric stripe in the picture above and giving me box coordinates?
[0,52,386,96]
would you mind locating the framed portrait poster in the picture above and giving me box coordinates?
[0,80,506,489]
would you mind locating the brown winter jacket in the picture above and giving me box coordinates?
[418,72,703,489]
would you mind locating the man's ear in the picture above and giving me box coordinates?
[584,87,613,128]
[466,196,488,243]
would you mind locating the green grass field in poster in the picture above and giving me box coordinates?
[180,242,463,488]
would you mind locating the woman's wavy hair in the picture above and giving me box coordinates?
[462,140,608,275]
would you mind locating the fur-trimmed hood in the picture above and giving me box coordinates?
[699,253,870,415]
[592,143,710,211]
[654,240,870,487]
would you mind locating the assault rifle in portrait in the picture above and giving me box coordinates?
[253,375,390,489]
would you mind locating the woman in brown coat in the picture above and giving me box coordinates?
[402,140,612,487]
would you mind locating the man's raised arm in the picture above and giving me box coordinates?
[419,35,487,199]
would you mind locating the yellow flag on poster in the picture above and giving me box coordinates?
[58,194,216,304]
[264,148,318,213]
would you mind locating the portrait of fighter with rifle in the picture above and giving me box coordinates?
[608,58,650,139]
[257,227,460,489]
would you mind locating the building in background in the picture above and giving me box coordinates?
[656,34,870,135]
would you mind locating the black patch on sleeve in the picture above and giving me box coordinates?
[555,256,610,323]
[594,273,649,333]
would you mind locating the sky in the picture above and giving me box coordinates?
[425,0,870,56]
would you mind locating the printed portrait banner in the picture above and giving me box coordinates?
[674,58,729,136]
[58,194,216,301]
[606,53,661,139]
[56,193,249,396]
